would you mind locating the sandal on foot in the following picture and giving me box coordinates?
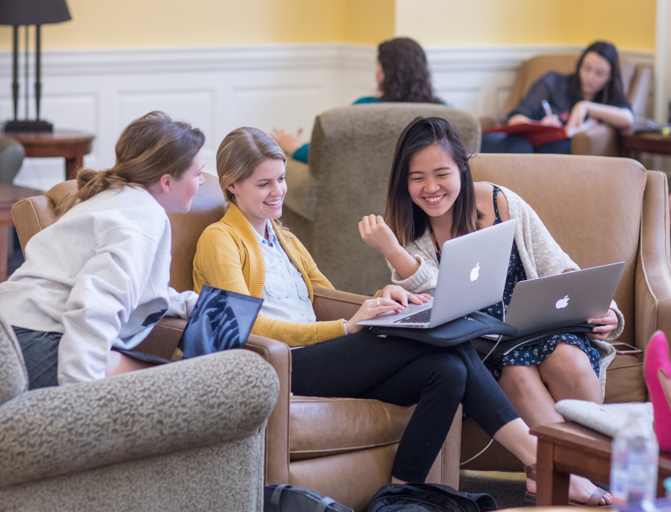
[577,486,610,507]
[523,465,611,507]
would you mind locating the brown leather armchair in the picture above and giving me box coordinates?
[11,173,461,512]
[458,154,671,471]
[481,54,652,156]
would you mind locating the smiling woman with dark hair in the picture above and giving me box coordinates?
[360,115,623,505]
[481,41,634,154]
[271,37,443,164]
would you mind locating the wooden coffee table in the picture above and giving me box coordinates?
[530,421,671,506]
[3,129,94,180]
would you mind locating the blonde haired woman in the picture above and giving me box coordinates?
[0,111,205,388]
[192,126,557,490]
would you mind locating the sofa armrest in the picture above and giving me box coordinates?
[571,123,617,156]
[636,171,671,351]
[479,115,498,131]
[313,285,368,322]
[132,316,187,359]
[0,350,278,488]
[244,334,292,484]
[479,111,508,131]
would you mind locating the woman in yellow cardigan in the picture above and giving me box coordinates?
[193,126,594,499]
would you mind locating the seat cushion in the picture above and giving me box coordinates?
[0,313,28,404]
[289,396,413,461]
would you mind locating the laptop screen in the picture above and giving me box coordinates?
[180,286,263,359]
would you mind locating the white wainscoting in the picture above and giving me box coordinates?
[0,43,654,191]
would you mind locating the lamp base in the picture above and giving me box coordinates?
[3,120,53,133]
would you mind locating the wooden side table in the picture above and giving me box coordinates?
[0,184,41,281]
[621,132,671,159]
[531,421,671,506]
[4,129,94,180]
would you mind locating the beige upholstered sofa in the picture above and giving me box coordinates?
[281,103,481,296]
[12,175,462,512]
[0,261,278,511]
[480,54,652,156]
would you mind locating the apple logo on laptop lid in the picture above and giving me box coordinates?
[555,295,570,309]
[470,262,480,282]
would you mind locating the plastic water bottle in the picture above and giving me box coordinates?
[611,409,659,505]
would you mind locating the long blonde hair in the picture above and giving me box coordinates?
[216,127,286,204]
[56,111,205,216]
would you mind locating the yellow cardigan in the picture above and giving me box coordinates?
[193,203,346,346]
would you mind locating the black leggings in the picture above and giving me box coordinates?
[291,330,519,482]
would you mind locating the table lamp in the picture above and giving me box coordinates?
[0,0,71,133]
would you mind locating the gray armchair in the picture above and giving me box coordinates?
[0,313,279,512]
[282,103,481,295]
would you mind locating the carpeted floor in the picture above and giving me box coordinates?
[459,470,531,510]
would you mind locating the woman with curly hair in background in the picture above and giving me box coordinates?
[271,37,444,164]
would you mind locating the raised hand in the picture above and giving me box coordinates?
[359,214,401,255]
[270,128,303,155]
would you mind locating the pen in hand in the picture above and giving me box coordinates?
[541,100,553,117]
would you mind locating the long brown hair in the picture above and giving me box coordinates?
[385,117,478,246]
[568,41,629,108]
[378,37,442,104]
[56,111,205,216]
[216,127,286,205]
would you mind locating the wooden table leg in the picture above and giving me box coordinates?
[537,437,570,505]
[65,156,78,180]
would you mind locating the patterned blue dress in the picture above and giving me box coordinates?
[481,186,601,380]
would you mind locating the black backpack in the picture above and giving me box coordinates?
[367,484,498,512]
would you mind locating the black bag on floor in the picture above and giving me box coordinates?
[367,483,498,512]
[264,484,354,512]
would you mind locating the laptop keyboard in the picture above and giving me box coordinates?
[395,308,432,324]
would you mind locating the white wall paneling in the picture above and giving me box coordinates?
[0,43,653,191]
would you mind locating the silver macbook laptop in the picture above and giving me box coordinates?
[358,219,517,329]
[504,262,625,337]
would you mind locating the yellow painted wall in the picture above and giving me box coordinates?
[0,0,655,50]
[0,0,394,49]
[344,0,395,46]
[395,0,656,50]
[576,0,656,50]
[396,0,581,46]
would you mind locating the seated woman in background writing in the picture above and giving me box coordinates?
[481,41,634,154]
[271,37,443,163]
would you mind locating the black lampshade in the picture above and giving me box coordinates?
[0,0,71,26]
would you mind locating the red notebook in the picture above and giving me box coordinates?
[484,122,568,146]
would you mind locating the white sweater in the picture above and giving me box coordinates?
[388,184,622,396]
[0,185,197,385]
